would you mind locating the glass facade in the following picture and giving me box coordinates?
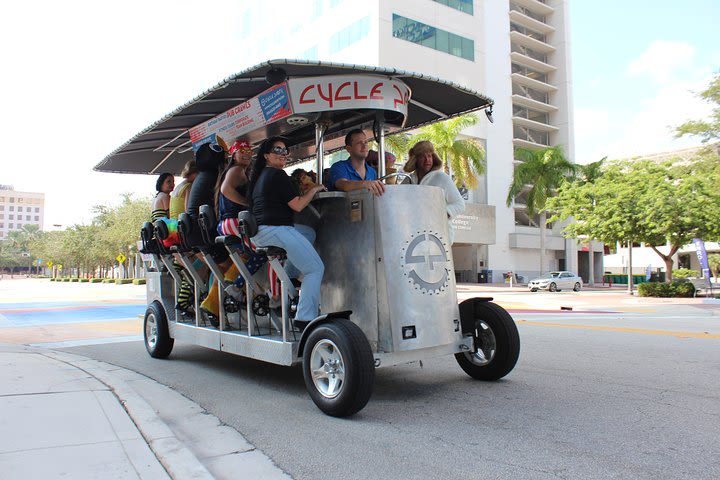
[431,0,473,15]
[513,105,549,124]
[510,22,546,43]
[511,63,548,83]
[329,16,370,53]
[512,83,549,103]
[392,14,474,60]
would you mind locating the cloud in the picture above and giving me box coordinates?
[576,77,714,163]
[626,40,696,83]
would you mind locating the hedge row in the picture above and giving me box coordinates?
[48,277,146,284]
[637,281,695,297]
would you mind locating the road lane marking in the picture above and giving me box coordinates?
[517,319,720,339]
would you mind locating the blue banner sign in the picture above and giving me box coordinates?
[692,238,712,287]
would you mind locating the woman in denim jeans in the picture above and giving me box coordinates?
[248,137,326,326]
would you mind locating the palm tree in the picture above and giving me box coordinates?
[381,132,415,167]
[414,114,486,189]
[576,157,606,184]
[506,146,576,275]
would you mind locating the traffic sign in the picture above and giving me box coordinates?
[47,261,53,268]
[116,254,127,263]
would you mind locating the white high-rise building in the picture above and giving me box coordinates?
[0,185,45,239]
[236,0,595,283]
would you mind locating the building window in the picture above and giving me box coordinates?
[35,207,39,213]
[513,105,550,124]
[18,198,23,203]
[0,214,3,219]
[329,16,370,54]
[510,22,546,43]
[511,63,548,83]
[26,215,31,221]
[302,45,319,61]
[9,223,13,229]
[512,83,549,103]
[9,214,13,220]
[34,216,39,221]
[17,206,22,212]
[513,125,550,145]
[509,2,546,23]
[432,0,473,15]
[392,14,474,60]
[9,197,14,202]
[0,206,3,210]
[9,206,14,211]
[511,43,547,63]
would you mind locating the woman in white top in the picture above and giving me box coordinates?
[404,140,465,243]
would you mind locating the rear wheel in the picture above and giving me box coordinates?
[302,319,374,417]
[455,301,520,380]
[144,301,174,358]
[573,282,581,292]
[548,282,557,292]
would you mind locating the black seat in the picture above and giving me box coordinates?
[139,222,159,255]
[178,213,206,250]
[238,211,286,259]
[151,220,172,255]
[198,205,219,247]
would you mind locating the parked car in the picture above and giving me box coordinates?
[528,271,583,292]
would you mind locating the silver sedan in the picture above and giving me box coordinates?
[528,271,583,292]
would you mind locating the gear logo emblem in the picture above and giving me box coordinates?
[401,231,450,294]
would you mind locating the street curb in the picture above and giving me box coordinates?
[42,349,214,480]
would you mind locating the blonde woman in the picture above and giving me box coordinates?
[404,140,465,243]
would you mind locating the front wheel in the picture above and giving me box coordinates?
[548,282,557,292]
[455,300,520,380]
[530,288,538,292]
[302,319,374,417]
[144,301,174,358]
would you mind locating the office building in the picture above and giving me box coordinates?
[0,185,45,239]
[237,0,586,282]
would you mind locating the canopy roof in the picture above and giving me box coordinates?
[94,59,493,175]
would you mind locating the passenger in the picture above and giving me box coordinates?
[186,142,234,320]
[215,139,265,298]
[403,140,465,244]
[169,160,198,219]
[168,160,198,312]
[367,149,397,184]
[249,137,326,327]
[289,168,320,245]
[329,129,385,196]
[151,172,174,221]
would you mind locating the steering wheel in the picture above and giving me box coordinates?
[378,172,413,184]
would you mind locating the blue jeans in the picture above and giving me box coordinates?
[285,224,316,279]
[252,225,324,321]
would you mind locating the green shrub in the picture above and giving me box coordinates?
[102,279,115,283]
[69,278,79,282]
[89,278,103,283]
[132,278,146,285]
[673,268,699,279]
[49,278,56,282]
[638,280,695,297]
[115,279,133,285]
[79,278,89,283]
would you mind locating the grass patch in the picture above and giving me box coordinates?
[102,279,115,283]
[115,279,133,285]
[132,278,146,285]
[79,278,89,283]
[89,278,104,283]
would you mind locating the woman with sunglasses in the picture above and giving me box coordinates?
[248,137,326,327]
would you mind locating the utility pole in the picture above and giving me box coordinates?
[627,240,633,295]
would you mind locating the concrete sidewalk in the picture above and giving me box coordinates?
[0,343,289,480]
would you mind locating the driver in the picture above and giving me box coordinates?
[329,129,385,196]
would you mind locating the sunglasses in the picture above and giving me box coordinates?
[209,143,223,153]
[270,146,289,155]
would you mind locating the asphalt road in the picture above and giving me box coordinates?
[64,303,720,480]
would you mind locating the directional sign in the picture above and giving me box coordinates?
[116,254,126,264]
[47,261,53,268]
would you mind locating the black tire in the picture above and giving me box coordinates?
[455,301,520,381]
[530,288,538,292]
[548,282,557,292]
[144,301,174,358]
[573,282,581,292]
[302,319,374,417]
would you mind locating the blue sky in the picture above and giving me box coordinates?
[570,0,719,162]
[1,1,717,228]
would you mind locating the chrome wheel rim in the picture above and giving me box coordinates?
[310,339,345,398]
[145,313,158,350]
[466,320,496,366]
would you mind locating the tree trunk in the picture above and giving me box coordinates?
[649,244,679,282]
[539,211,547,275]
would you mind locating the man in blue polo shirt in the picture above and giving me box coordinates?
[329,129,385,196]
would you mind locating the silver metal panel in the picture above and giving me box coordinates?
[375,186,463,352]
[146,270,178,336]
[220,333,298,366]
[374,336,472,368]
[174,323,220,350]
[314,190,380,351]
